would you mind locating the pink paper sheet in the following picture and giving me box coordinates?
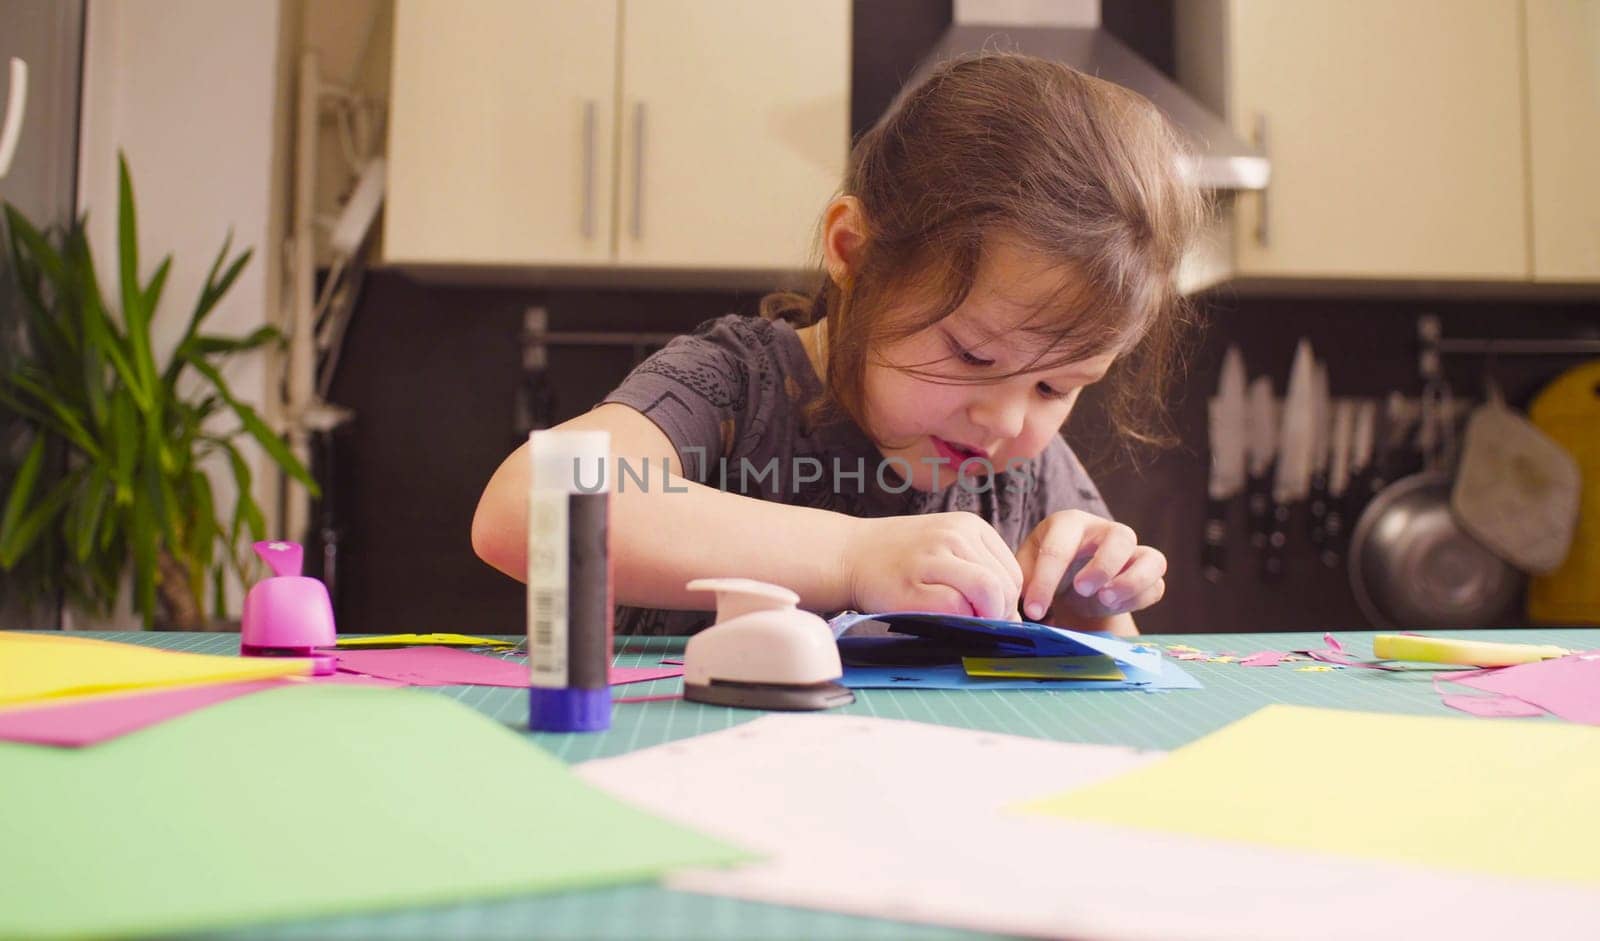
[1239,651,1289,668]
[334,646,684,688]
[1442,655,1600,725]
[1440,694,1549,719]
[0,679,287,747]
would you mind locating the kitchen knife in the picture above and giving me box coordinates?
[1203,345,1248,582]
[1306,361,1332,547]
[1245,375,1278,557]
[1322,398,1355,567]
[1266,339,1316,579]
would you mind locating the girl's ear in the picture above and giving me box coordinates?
[821,196,866,286]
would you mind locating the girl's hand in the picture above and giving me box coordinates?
[841,513,1023,619]
[1015,510,1166,628]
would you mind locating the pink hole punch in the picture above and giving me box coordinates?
[239,540,337,675]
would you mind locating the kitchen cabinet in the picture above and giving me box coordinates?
[1525,0,1600,282]
[384,0,849,275]
[1178,0,1530,283]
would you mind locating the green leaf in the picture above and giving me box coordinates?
[221,440,266,542]
[69,467,112,564]
[0,475,73,570]
[7,370,102,459]
[188,326,283,357]
[142,256,171,326]
[116,155,161,415]
[0,437,48,562]
[110,391,139,502]
[187,357,319,496]
[161,235,251,389]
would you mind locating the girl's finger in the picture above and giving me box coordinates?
[970,525,1024,617]
[1095,546,1168,610]
[909,583,976,617]
[1112,577,1165,615]
[1071,522,1137,599]
[921,554,1012,620]
[1018,516,1091,620]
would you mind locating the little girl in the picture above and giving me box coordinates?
[472,53,1204,638]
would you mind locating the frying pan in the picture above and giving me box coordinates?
[1348,470,1524,629]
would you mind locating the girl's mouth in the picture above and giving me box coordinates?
[931,436,989,468]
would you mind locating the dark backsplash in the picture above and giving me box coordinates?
[315,271,1598,635]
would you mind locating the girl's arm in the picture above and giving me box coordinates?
[474,404,1023,617]
[472,404,861,611]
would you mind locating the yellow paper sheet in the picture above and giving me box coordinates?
[1016,704,1600,885]
[0,632,311,708]
[962,655,1125,681]
[335,633,517,648]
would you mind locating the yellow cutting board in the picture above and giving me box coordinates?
[1528,360,1600,624]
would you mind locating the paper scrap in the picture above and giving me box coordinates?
[0,631,311,707]
[1441,694,1548,719]
[1,685,745,939]
[334,646,683,688]
[1235,649,1286,665]
[1442,655,1600,725]
[334,633,517,649]
[578,713,1600,940]
[1296,666,1336,673]
[961,655,1125,681]
[0,679,287,747]
[1017,704,1600,886]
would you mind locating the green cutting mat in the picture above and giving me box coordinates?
[66,628,1600,940]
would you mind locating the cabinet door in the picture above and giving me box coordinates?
[1526,0,1600,282]
[615,0,849,270]
[1227,0,1527,280]
[386,0,617,266]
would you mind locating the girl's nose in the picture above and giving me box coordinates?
[969,389,1027,441]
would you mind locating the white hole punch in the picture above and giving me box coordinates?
[682,578,855,711]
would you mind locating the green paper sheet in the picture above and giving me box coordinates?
[1016,704,1600,885]
[0,685,747,939]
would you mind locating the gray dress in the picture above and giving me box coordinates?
[600,313,1112,635]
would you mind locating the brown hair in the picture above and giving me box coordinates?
[762,52,1208,452]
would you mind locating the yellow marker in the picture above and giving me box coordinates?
[1372,634,1570,668]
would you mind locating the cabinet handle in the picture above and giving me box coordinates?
[1252,113,1269,247]
[0,58,29,180]
[630,102,646,240]
[580,100,596,239]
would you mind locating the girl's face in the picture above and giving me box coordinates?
[861,243,1118,492]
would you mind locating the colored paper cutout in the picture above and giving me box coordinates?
[333,633,517,649]
[1239,651,1289,668]
[0,632,311,707]
[1441,694,1548,719]
[828,612,1197,691]
[0,679,287,747]
[961,655,1125,681]
[334,646,683,688]
[1016,704,1600,885]
[1443,655,1600,725]
[0,685,745,939]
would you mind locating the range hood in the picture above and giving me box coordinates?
[914,1,1269,191]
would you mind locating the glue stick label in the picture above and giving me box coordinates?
[527,489,569,687]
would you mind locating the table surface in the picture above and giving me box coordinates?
[72,627,1599,941]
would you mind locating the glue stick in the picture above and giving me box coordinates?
[527,429,613,732]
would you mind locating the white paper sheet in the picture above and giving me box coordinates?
[578,715,1600,940]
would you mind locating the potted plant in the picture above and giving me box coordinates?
[0,155,317,629]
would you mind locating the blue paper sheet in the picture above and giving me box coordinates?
[829,612,1200,691]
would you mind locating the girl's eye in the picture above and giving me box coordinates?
[948,337,993,367]
[1036,382,1070,401]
